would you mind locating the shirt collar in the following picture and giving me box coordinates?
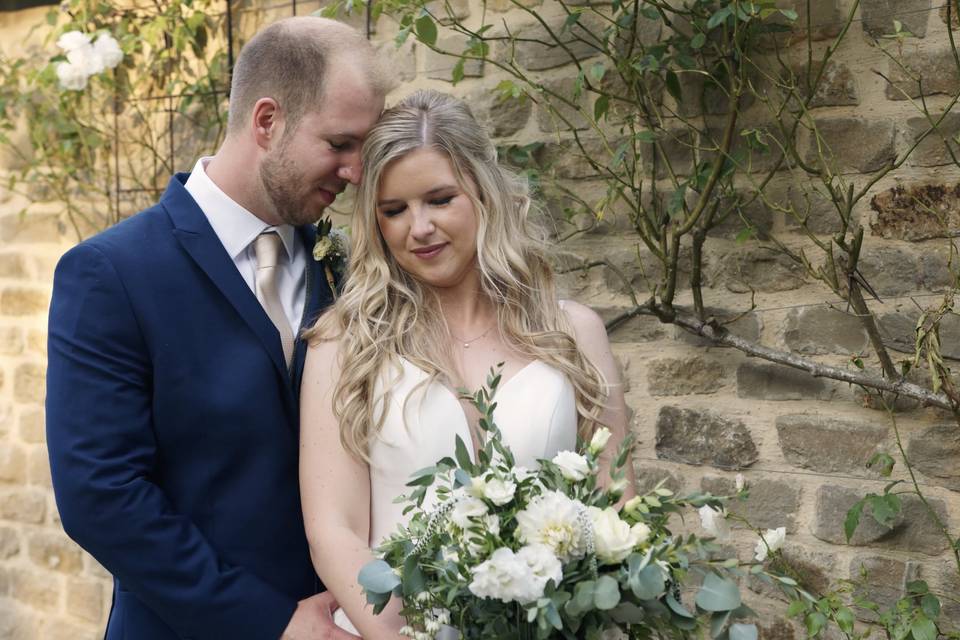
[184,157,298,260]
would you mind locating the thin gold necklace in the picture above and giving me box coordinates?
[450,322,496,349]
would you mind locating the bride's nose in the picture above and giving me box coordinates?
[409,205,436,239]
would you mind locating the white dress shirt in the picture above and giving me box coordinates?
[184,157,307,337]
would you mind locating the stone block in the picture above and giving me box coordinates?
[0,287,49,316]
[919,245,958,290]
[941,3,960,27]
[9,567,60,611]
[856,245,921,296]
[907,424,960,491]
[806,118,896,173]
[27,329,45,355]
[716,247,807,293]
[0,444,27,484]
[737,362,833,401]
[776,414,889,474]
[785,59,859,108]
[14,363,45,405]
[19,409,45,444]
[916,563,960,631]
[774,0,844,43]
[375,40,416,85]
[632,466,684,495]
[676,71,756,118]
[0,326,24,355]
[759,619,799,640]
[0,488,46,524]
[502,13,603,71]
[0,526,19,559]
[0,403,11,439]
[783,306,868,355]
[0,253,28,279]
[886,48,960,100]
[537,136,615,179]
[647,356,725,396]
[870,183,960,241]
[536,76,591,132]
[639,129,695,179]
[66,577,105,624]
[424,34,483,81]
[706,193,776,241]
[701,475,800,532]
[860,0,931,38]
[813,484,951,555]
[466,89,532,139]
[705,123,784,174]
[655,405,759,469]
[28,531,84,574]
[878,309,960,360]
[28,448,51,488]
[906,112,960,167]
[426,0,469,22]
[38,619,101,640]
[0,598,38,640]
[596,307,666,343]
[849,554,917,617]
[674,309,763,347]
[0,212,63,243]
[488,0,542,11]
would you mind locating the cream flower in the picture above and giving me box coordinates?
[552,450,590,481]
[516,543,563,589]
[754,527,786,562]
[450,495,488,529]
[588,427,612,455]
[482,476,517,506]
[55,62,88,91]
[56,30,92,52]
[468,545,561,604]
[698,505,732,542]
[93,34,124,69]
[516,490,587,562]
[589,506,650,564]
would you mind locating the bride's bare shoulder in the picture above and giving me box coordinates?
[559,299,607,343]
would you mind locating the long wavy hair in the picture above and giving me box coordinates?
[304,90,606,461]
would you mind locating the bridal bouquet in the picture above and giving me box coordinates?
[359,370,801,639]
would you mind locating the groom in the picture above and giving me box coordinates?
[46,17,384,640]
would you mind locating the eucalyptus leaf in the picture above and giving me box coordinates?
[358,559,401,594]
[695,574,742,612]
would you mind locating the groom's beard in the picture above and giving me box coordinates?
[260,147,322,227]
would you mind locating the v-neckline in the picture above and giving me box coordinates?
[397,357,546,460]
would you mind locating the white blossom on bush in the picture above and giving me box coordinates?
[588,427,611,455]
[754,527,786,562]
[54,30,123,91]
[698,505,732,542]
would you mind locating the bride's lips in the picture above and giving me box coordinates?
[411,243,447,259]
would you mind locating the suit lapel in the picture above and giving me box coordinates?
[161,175,292,384]
[289,223,334,404]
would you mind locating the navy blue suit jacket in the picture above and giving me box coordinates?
[46,174,332,639]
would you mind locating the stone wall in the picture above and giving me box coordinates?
[0,0,959,637]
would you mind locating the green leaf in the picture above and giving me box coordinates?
[563,11,582,30]
[844,499,865,542]
[696,574,742,612]
[589,61,606,81]
[630,564,666,600]
[594,575,621,610]
[868,493,900,529]
[835,607,855,634]
[401,554,426,598]
[451,58,465,84]
[805,611,827,637]
[911,616,937,640]
[454,435,473,470]
[358,559,401,594]
[779,8,799,21]
[415,14,438,46]
[691,33,707,49]
[594,95,609,121]
[921,594,941,620]
[666,594,694,618]
[786,600,806,617]
[867,452,895,477]
[707,6,732,29]
[730,623,758,640]
[665,70,682,102]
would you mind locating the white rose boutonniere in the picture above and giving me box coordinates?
[313,218,349,300]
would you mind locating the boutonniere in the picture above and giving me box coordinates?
[312,217,349,301]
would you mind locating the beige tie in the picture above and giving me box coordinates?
[254,231,294,368]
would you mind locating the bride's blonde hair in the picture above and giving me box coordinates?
[304,90,605,461]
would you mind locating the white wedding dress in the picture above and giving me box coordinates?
[333,355,578,636]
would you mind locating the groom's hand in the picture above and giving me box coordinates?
[280,591,360,640]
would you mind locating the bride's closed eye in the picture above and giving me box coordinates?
[430,195,454,207]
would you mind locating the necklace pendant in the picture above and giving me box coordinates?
[463,342,470,349]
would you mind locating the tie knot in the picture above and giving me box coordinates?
[254,231,283,270]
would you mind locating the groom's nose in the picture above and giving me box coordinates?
[337,152,363,185]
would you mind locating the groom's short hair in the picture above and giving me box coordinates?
[227,17,380,136]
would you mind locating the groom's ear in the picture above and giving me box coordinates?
[252,97,283,150]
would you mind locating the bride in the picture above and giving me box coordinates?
[299,90,633,638]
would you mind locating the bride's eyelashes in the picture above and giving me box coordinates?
[379,195,456,218]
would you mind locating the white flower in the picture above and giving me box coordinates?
[441,546,460,564]
[698,505,732,542]
[552,450,590,481]
[468,547,536,603]
[55,62,88,91]
[754,527,786,562]
[450,496,488,529]
[93,34,123,69]
[735,473,746,492]
[588,427,612,455]
[589,506,650,564]
[56,30,92,53]
[516,543,563,587]
[622,495,645,516]
[399,625,415,638]
[513,466,534,482]
[66,45,105,76]
[516,490,587,562]
[483,476,517,506]
[467,475,487,498]
[607,476,629,498]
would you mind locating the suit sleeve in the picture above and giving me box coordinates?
[45,243,297,639]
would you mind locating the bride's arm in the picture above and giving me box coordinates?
[562,300,638,502]
[299,339,407,640]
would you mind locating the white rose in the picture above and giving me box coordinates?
[468,547,534,603]
[516,543,563,587]
[66,45,105,76]
[754,527,786,562]
[516,490,587,562]
[55,62,88,91]
[483,476,517,506]
[698,505,732,542]
[56,30,91,52]
[93,34,123,69]
[451,496,488,529]
[588,427,612,455]
[589,506,650,565]
[552,450,590,481]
